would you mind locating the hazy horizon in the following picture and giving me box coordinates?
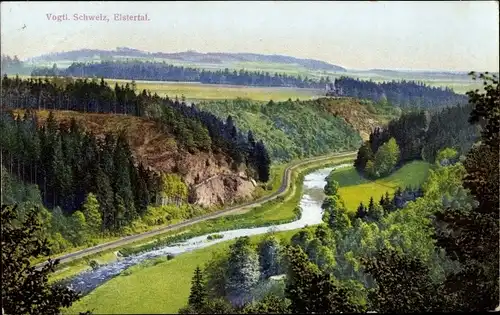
[1,1,499,72]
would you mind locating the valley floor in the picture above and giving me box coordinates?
[65,161,430,314]
[47,154,354,282]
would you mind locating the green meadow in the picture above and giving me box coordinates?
[329,161,431,212]
[66,229,300,315]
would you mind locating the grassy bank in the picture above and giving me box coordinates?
[66,229,300,314]
[329,161,431,212]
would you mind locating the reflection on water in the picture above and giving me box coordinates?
[64,164,350,295]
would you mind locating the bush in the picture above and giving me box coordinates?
[207,234,224,240]
[89,260,100,270]
[365,138,400,178]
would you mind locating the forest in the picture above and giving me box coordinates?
[331,76,468,108]
[1,111,159,227]
[354,103,479,177]
[31,61,331,89]
[0,75,271,180]
[0,110,213,254]
[0,75,272,256]
[171,73,498,314]
[196,98,362,162]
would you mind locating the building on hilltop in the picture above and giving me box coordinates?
[326,79,344,97]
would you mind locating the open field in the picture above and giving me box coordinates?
[108,79,325,102]
[66,228,300,315]
[16,75,324,102]
[20,58,484,100]
[329,161,431,212]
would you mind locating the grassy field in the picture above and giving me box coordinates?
[66,229,300,315]
[16,75,324,102]
[330,161,431,212]
[98,79,324,103]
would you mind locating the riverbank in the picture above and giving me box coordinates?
[65,164,339,314]
[65,229,301,314]
[49,154,355,283]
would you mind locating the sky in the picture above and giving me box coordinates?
[1,1,499,72]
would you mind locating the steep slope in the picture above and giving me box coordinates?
[13,109,256,208]
[195,98,378,163]
[314,97,385,140]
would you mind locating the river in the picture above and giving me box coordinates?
[63,164,350,295]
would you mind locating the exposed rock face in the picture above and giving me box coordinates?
[190,174,256,208]
[32,110,257,208]
[139,149,257,208]
[318,98,384,141]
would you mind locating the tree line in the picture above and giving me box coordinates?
[1,75,271,181]
[330,76,468,108]
[1,54,31,75]
[30,61,331,89]
[354,186,424,222]
[355,103,478,177]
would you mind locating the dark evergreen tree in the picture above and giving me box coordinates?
[368,197,375,212]
[1,204,81,314]
[356,202,367,219]
[433,73,499,311]
[254,140,271,182]
[361,249,441,312]
[187,266,207,312]
[379,195,385,207]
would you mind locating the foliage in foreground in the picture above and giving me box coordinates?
[1,204,83,315]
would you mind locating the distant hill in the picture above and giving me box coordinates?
[27,47,347,72]
[195,97,368,163]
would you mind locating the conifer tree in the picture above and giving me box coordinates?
[258,236,282,279]
[368,197,375,212]
[82,193,102,235]
[356,202,366,219]
[225,237,260,307]
[188,266,207,311]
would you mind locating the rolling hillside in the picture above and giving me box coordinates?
[27,47,346,72]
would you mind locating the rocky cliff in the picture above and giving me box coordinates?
[27,109,257,208]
